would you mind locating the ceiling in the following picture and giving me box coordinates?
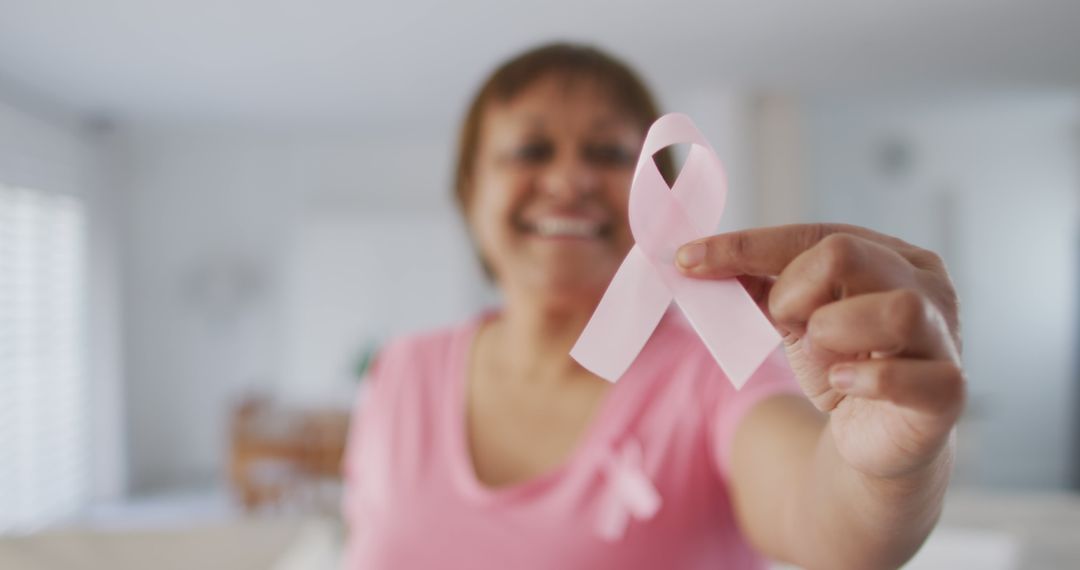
[1,0,1078,127]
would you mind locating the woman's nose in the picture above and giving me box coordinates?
[538,156,599,201]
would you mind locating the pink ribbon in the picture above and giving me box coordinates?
[595,438,661,541]
[570,113,779,389]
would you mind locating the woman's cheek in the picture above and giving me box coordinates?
[472,200,520,272]
[604,185,634,251]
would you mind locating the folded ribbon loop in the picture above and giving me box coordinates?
[595,438,661,541]
[570,113,780,389]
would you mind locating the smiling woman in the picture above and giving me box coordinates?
[342,43,966,570]
[452,45,674,286]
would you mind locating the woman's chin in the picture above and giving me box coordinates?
[495,252,624,308]
[524,269,613,308]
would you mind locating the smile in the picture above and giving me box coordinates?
[527,216,608,239]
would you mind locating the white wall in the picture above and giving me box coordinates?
[281,212,489,406]
[115,123,494,492]
[803,91,1080,488]
[0,97,126,503]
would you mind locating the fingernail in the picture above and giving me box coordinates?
[830,365,856,390]
[676,242,706,269]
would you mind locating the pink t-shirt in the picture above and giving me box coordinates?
[343,310,802,569]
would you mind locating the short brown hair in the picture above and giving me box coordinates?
[453,42,674,218]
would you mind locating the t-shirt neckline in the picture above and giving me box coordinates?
[446,309,641,505]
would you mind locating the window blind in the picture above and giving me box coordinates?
[0,183,88,532]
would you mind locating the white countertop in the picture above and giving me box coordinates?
[1,487,1077,569]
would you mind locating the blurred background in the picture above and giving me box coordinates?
[0,1,1077,568]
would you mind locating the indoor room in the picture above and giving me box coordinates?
[0,1,1077,568]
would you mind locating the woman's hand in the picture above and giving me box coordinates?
[676,224,964,479]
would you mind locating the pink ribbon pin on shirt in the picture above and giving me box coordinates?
[595,438,661,541]
[570,113,780,389]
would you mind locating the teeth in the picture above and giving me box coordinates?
[534,217,601,238]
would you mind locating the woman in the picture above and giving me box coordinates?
[343,43,964,569]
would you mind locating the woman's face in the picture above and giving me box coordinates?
[468,74,644,304]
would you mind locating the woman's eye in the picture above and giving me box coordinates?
[513,142,553,162]
[584,144,634,166]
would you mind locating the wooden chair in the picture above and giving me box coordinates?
[228,396,350,514]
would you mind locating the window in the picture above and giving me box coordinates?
[0,183,88,532]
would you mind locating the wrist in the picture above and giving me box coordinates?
[853,429,956,490]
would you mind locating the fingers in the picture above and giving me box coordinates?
[675,223,915,278]
[806,289,957,361]
[676,223,831,278]
[829,358,966,416]
[673,224,965,421]
[766,234,919,336]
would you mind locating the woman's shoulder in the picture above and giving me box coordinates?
[373,317,478,374]
[377,325,459,365]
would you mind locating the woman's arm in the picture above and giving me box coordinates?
[677,224,964,569]
[729,396,953,569]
